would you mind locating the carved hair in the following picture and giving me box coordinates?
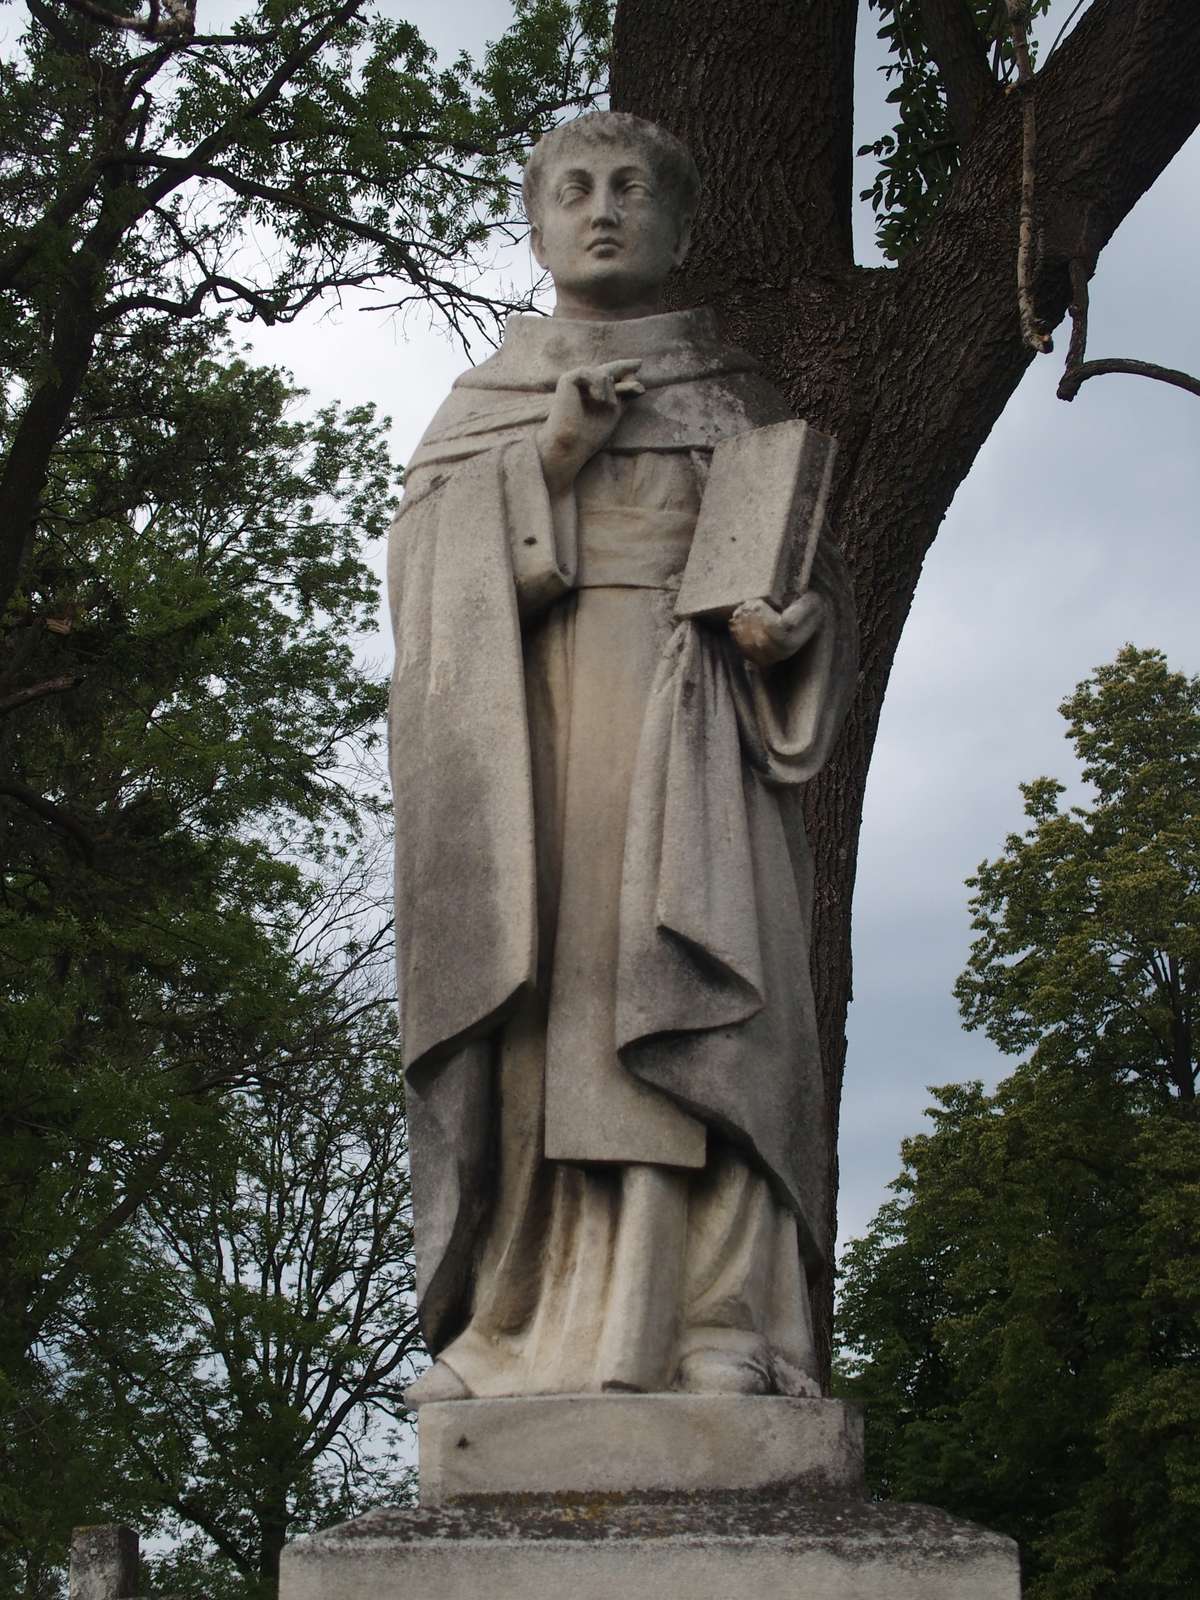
[522,112,701,229]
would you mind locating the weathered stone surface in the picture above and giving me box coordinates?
[68,1526,138,1600]
[391,111,859,1401]
[279,1495,1022,1600]
[419,1393,864,1505]
[674,417,835,621]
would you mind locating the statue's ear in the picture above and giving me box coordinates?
[530,223,548,270]
[672,213,694,268]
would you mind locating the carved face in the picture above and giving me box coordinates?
[530,140,691,313]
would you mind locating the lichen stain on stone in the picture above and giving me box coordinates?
[310,1493,1015,1554]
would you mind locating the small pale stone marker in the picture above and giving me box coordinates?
[69,1526,138,1600]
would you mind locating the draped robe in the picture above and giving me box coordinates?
[388,308,857,1396]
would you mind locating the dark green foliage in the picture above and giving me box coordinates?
[859,0,1052,259]
[0,0,610,617]
[957,646,1200,1105]
[837,648,1200,1597]
[0,295,421,1591]
[80,990,419,1599]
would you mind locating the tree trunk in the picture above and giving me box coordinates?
[611,0,1200,1378]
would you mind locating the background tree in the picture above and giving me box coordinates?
[957,644,1200,1108]
[837,647,1200,1597]
[609,0,1200,1368]
[0,0,608,616]
[74,863,418,1599]
[3,840,420,1597]
[0,301,414,1592]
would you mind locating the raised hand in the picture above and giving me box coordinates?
[536,359,645,496]
[729,592,830,669]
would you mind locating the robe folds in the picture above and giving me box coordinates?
[388,308,858,1381]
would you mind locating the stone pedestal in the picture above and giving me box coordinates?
[279,1395,1022,1599]
[420,1394,864,1503]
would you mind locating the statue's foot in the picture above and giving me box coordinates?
[404,1360,472,1408]
[674,1347,771,1395]
[772,1355,823,1398]
[674,1337,824,1398]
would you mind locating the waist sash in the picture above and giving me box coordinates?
[574,507,694,590]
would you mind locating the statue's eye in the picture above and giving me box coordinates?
[558,182,588,203]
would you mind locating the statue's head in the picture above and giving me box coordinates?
[523,112,701,317]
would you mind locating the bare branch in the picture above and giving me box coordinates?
[1004,0,1052,354]
[99,271,340,326]
[1059,356,1200,404]
[1057,255,1200,403]
[1061,254,1091,375]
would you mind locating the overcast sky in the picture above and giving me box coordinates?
[240,0,1200,1254]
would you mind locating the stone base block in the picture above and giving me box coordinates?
[419,1394,864,1504]
[279,1497,1022,1600]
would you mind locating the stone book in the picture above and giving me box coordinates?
[674,418,836,621]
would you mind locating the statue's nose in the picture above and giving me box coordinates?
[589,193,620,227]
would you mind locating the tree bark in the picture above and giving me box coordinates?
[0,285,98,617]
[612,0,1200,1379]
[918,0,998,142]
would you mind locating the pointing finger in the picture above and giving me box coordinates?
[598,358,643,380]
[613,380,645,397]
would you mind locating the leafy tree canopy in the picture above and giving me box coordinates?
[956,644,1200,1107]
[0,292,411,1592]
[860,0,1054,258]
[0,0,609,614]
[837,647,1200,1597]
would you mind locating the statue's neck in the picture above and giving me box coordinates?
[550,287,666,322]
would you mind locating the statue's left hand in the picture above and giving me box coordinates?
[729,592,829,669]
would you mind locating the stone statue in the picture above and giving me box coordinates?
[388,112,857,1406]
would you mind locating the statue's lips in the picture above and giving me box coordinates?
[586,237,622,253]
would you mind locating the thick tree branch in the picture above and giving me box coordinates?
[24,0,90,56]
[0,780,95,857]
[0,674,82,714]
[1034,0,1200,293]
[58,0,195,40]
[911,0,1200,347]
[0,299,99,618]
[918,0,999,142]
